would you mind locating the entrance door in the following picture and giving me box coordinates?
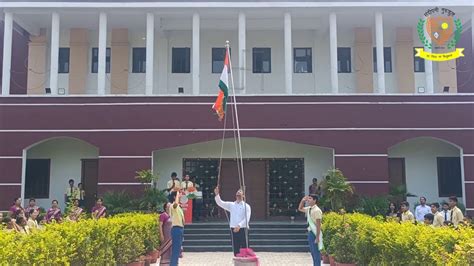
[388,158,406,201]
[220,159,267,220]
[81,159,99,210]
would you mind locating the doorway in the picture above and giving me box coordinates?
[81,159,99,211]
[388,157,406,202]
[219,159,267,220]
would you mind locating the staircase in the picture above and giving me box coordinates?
[183,222,308,252]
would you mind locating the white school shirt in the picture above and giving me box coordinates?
[215,195,251,228]
[441,209,451,222]
[415,204,431,222]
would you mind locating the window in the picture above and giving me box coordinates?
[253,48,271,73]
[337,47,351,73]
[373,47,392,73]
[58,48,70,73]
[25,159,50,199]
[212,48,231,73]
[414,47,425,73]
[91,48,111,73]
[437,157,462,197]
[132,48,146,73]
[172,48,191,73]
[294,48,312,73]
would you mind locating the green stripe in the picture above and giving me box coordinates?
[218,80,229,111]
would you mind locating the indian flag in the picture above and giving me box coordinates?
[212,48,230,121]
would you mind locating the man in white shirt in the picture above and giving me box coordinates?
[214,186,251,256]
[415,196,431,222]
[441,202,451,224]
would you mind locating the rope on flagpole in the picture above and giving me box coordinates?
[226,40,250,249]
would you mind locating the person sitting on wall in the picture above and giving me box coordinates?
[92,198,107,220]
[46,200,62,223]
[400,201,415,223]
[167,172,181,202]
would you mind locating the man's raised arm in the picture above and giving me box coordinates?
[214,187,232,212]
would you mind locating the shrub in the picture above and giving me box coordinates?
[321,168,353,211]
[103,190,139,215]
[0,213,159,264]
[354,196,389,216]
[323,212,474,265]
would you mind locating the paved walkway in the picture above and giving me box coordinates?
[154,252,328,266]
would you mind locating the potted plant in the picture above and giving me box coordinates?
[332,224,357,266]
[126,256,145,266]
[321,168,353,211]
[144,236,160,264]
[135,169,167,212]
[321,249,330,264]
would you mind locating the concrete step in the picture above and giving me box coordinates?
[184,233,307,240]
[184,228,304,235]
[185,222,306,229]
[183,239,307,246]
[184,245,309,252]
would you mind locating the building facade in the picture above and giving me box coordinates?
[0,0,473,218]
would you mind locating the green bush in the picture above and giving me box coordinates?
[354,196,389,216]
[0,213,160,264]
[323,212,474,265]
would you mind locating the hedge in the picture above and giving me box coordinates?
[0,213,160,265]
[322,213,474,265]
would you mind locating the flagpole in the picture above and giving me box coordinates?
[226,40,250,249]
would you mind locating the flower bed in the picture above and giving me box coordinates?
[322,213,474,265]
[0,213,160,265]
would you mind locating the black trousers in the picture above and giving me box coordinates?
[231,228,248,256]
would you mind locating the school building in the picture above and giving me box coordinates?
[0,0,473,218]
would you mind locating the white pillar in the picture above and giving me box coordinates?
[1,12,13,96]
[146,13,155,95]
[98,12,107,95]
[425,49,434,93]
[49,12,60,95]
[192,13,200,95]
[284,13,292,94]
[329,12,338,94]
[375,12,385,93]
[238,12,246,93]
